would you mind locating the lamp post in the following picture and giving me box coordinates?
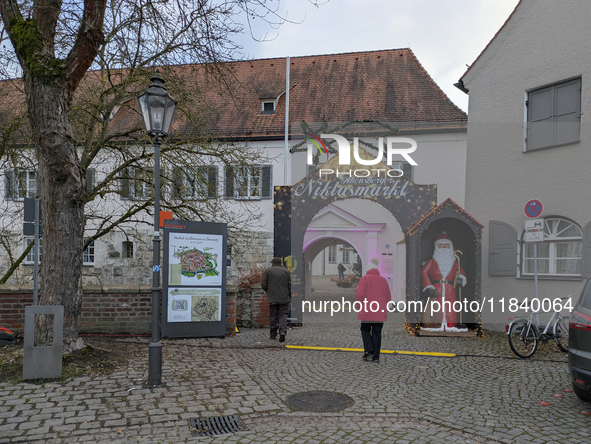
[137,71,177,387]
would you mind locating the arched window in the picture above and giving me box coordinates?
[522,217,582,276]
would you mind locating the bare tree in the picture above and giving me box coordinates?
[0,0,317,351]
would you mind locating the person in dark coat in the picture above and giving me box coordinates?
[261,257,292,342]
[355,257,392,362]
[337,262,346,281]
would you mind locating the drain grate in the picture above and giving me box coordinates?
[286,391,354,413]
[188,415,246,437]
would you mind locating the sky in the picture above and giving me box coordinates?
[234,0,521,112]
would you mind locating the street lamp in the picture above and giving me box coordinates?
[138,70,177,387]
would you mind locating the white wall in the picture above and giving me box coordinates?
[461,0,591,327]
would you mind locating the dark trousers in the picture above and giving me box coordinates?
[360,322,383,357]
[270,303,289,335]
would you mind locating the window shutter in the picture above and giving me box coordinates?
[261,166,272,199]
[554,79,581,146]
[207,166,218,198]
[86,168,95,193]
[402,163,413,181]
[527,87,553,150]
[581,221,591,278]
[225,166,234,198]
[4,170,16,200]
[489,220,517,276]
[120,168,130,199]
[172,167,182,199]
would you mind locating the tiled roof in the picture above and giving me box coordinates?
[110,49,466,140]
[0,49,467,142]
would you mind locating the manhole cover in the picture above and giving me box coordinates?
[285,391,354,412]
[188,415,246,437]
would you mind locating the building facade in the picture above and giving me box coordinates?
[458,0,591,328]
[1,49,468,302]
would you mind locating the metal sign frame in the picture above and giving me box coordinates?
[162,220,227,338]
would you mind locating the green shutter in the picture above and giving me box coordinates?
[172,167,182,199]
[582,221,591,278]
[489,220,517,276]
[554,79,581,146]
[4,170,16,200]
[225,166,234,198]
[207,166,218,198]
[86,168,95,193]
[527,87,553,150]
[120,168,130,199]
[261,166,272,199]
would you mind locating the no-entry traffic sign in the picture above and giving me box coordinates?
[524,199,543,218]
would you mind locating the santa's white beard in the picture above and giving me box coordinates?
[433,248,455,278]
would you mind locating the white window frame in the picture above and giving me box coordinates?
[5,169,38,201]
[521,217,582,277]
[122,241,134,259]
[328,245,337,264]
[342,249,350,264]
[24,236,42,264]
[234,166,262,200]
[261,101,276,114]
[83,240,95,265]
[180,167,212,200]
[121,167,153,200]
[525,77,581,151]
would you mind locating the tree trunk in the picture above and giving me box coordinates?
[26,75,86,352]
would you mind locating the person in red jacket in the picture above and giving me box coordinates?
[420,232,467,331]
[355,257,392,363]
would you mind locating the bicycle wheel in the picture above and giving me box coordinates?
[553,316,569,352]
[508,319,538,358]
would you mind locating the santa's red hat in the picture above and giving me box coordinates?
[434,232,453,248]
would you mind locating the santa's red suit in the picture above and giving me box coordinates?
[420,259,466,328]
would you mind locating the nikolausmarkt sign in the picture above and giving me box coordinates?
[295,134,418,198]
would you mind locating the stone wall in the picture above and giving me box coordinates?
[235,284,270,328]
[0,229,274,288]
[0,285,243,337]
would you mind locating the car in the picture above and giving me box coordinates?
[569,278,591,401]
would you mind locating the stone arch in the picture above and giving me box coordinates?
[289,150,437,321]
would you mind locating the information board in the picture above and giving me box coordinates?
[162,220,227,338]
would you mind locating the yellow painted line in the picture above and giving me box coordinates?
[285,345,455,357]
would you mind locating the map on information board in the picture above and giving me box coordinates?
[167,288,221,322]
[168,233,222,286]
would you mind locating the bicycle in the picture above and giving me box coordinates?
[507,295,571,358]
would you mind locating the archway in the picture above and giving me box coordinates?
[288,145,437,325]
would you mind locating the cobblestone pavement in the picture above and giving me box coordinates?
[1,278,589,443]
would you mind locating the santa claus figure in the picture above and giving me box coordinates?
[420,232,467,332]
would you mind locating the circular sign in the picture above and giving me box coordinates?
[524,199,543,218]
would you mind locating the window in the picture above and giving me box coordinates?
[4,170,37,200]
[261,101,275,114]
[342,249,351,264]
[522,218,582,276]
[390,161,413,181]
[122,241,134,259]
[328,245,337,264]
[23,237,96,265]
[24,237,42,264]
[227,245,232,267]
[526,78,581,151]
[83,240,95,265]
[225,166,272,200]
[172,166,217,199]
[120,167,153,200]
